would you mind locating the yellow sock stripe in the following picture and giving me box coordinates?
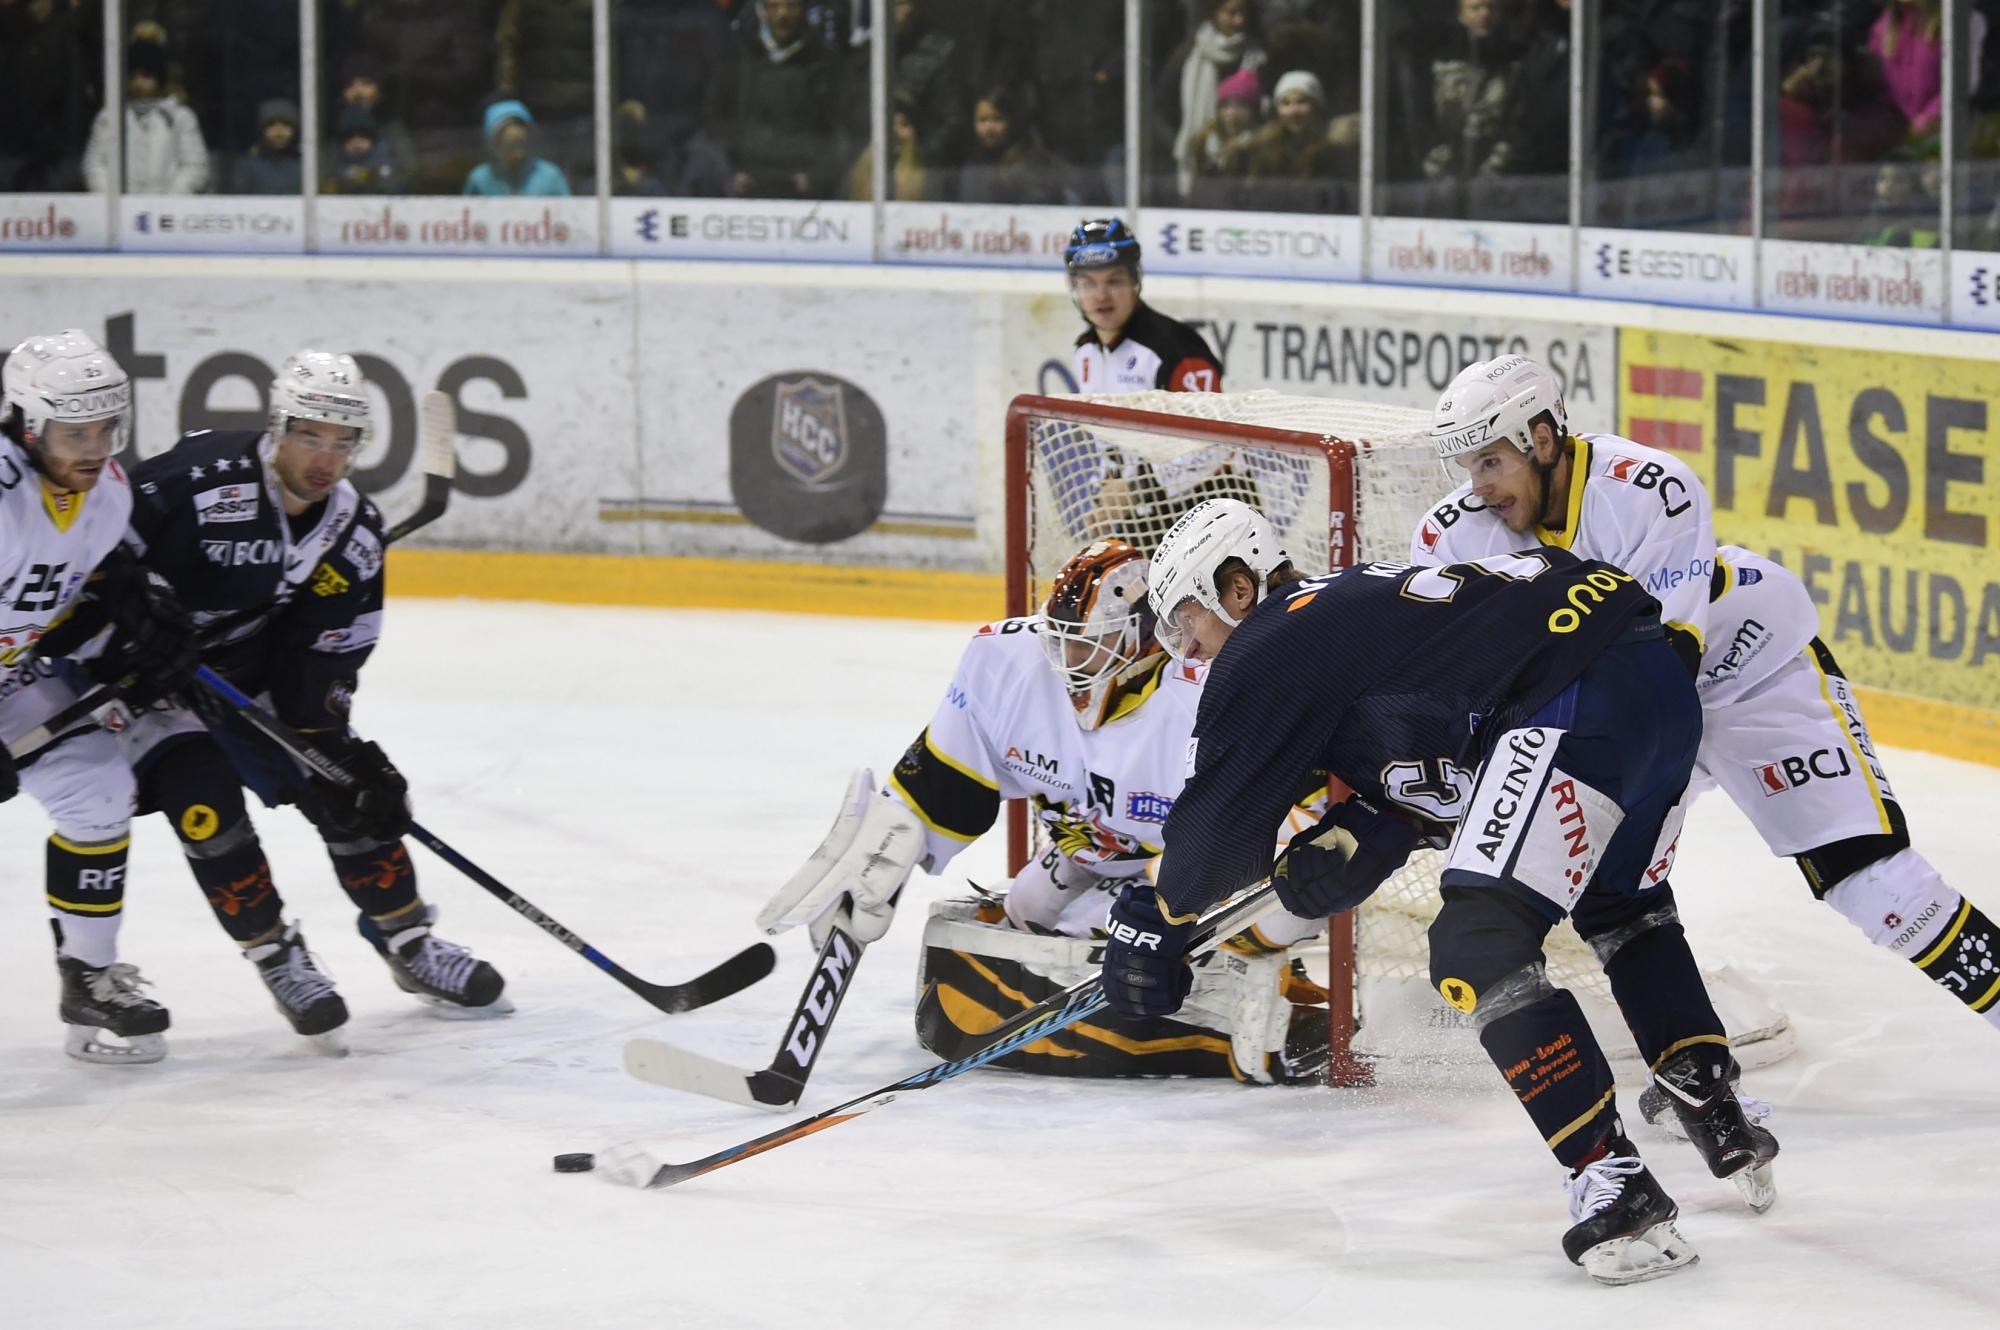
[1915,898,1973,970]
[49,833,130,856]
[47,894,123,914]
[1647,1033,1733,1073]
[1544,1087,1618,1152]
[1969,973,2000,1014]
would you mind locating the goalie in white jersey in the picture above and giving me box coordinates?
[757,540,1331,1082]
[1414,354,2000,1043]
[0,331,199,1064]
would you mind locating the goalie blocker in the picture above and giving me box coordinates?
[914,898,1331,1085]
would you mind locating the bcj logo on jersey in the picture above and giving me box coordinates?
[770,377,848,483]
[1754,748,1853,796]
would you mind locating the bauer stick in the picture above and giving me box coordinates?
[624,906,865,1110]
[194,665,776,1014]
[591,883,1280,1189]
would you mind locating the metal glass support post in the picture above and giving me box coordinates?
[1125,0,1142,211]
[1568,0,1585,289]
[1751,0,1771,300]
[103,0,122,248]
[1941,0,1961,316]
[593,0,611,255]
[870,0,887,257]
[1359,0,1377,278]
[300,0,319,253]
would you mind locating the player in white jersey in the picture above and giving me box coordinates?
[0,330,200,1063]
[757,540,1331,1081]
[1415,354,2000,1042]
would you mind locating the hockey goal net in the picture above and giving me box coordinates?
[1001,391,1793,1084]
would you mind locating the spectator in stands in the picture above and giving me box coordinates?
[1601,59,1700,179]
[233,97,301,194]
[958,86,1062,204]
[1185,67,1263,207]
[614,0,733,154]
[497,0,593,124]
[332,51,415,183]
[1863,154,1941,246]
[323,103,397,194]
[1164,0,1267,197]
[892,0,965,172]
[463,99,571,195]
[848,91,934,200]
[207,0,303,160]
[1421,0,1527,183]
[1025,0,1126,204]
[1870,0,1945,140]
[608,101,669,196]
[0,0,99,191]
[723,0,848,199]
[83,36,208,193]
[1502,0,1570,178]
[1238,69,1349,207]
[344,0,494,188]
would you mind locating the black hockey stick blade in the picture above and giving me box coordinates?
[594,885,1280,1190]
[384,390,457,543]
[5,683,129,767]
[194,666,774,1015]
[623,915,865,1109]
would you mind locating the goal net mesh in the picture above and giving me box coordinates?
[1017,391,1618,1057]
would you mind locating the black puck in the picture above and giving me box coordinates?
[553,1152,596,1173]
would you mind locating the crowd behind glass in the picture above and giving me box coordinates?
[3,0,1996,250]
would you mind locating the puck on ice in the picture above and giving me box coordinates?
[553,1152,596,1173]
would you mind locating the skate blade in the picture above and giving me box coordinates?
[416,993,515,1021]
[65,1026,166,1065]
[1579,1222,1699,1286]
[307,1029,350,1057]
[1732,1160,1777,1214]
[594,1140,664,1189]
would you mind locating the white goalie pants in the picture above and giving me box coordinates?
[1003,843,1325,947]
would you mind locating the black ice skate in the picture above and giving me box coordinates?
[245,922,350,1053]
[57,952,170,1065]
[1646,1045,1780,1213]
[1562,1141,1698,1286]
[357,904,510,1016]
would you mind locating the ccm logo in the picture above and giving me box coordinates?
[1106,919,1163,951]
[1755,748,1853,796]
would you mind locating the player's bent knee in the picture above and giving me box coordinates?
[1572,884,1679,967]
[1428,885,1556,1025]
[141,739,258,859]
[1794,801,1912,897]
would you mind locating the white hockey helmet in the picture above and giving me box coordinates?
[1147,498,1289,660]
[3,329,131,457]
[1431,355,1568,469]
[269,349,372,453]
[1038,539,1164,730]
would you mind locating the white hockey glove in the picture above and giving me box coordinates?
[757,768,929,947]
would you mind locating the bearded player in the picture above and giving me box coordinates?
[0,330,200,1063]
[1414,355,2000,1071]
[117,350,506,1048]
[757,539,1332,1082]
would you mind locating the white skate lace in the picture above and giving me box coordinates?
[401,931,480,996]
[87,963,156,1010]
[1737,1092,1773,1125]
[1567,1155,1645,1223]
[263,944,339,1012]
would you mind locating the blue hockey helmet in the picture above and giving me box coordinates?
[1063,218,1141,277]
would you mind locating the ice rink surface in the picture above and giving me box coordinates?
[3,599,1999,1329]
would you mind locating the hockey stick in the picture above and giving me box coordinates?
[624,908,864,1110]
[5,683,132,767]
[384,391,458,543]
[600,883,1280,1189]
[193,665,776,1015]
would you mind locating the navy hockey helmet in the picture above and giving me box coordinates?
[1064,218,1142,278]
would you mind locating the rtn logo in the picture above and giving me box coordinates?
[1754,748,1853,796]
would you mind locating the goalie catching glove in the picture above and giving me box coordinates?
[1272,794,1425,919]
[33,553,199,708]
[303,730,412,842]
[758,768,928,947]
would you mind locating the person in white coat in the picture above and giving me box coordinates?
[83,39,209,195]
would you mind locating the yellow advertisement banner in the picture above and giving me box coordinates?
[1620,328,2000,760]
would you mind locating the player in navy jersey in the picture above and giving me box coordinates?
[1096,498,1778,1285]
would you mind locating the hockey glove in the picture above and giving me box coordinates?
[1100,883,1196,1019]
[34,558,200,708]
[305,730,412,842]
[1273,794,1424,919]
[759,769,929,947]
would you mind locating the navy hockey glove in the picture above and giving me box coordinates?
[306,731,412,842]
[1273,795,1424,919]
[35,558,200,708]
[1101,883,1196,1019]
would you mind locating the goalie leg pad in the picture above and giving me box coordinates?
[1826,848,2000,1025]
[139,736,286,944]
[1574,885,1727,1070]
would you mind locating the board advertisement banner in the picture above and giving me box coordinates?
[1139,207,1361,281]
[316,196,599,257]
[121,195,304,254]
[608,198,872,262]
[1578,227,1755,307]
[0,194,108,251]
[1368,216,1572,295]
[1620,328,2000,712]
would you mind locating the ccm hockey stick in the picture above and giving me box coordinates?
[595,883,1280,1189]
[194,666,776,1014]
[624,907,865,1110]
